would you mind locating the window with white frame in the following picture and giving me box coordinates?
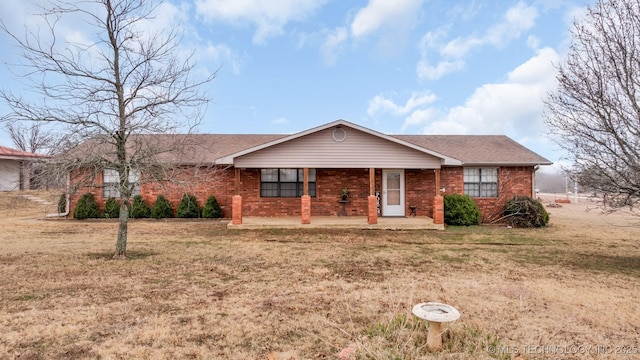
[260,168,316,197]
[464,168,498,197]
[103,168,140,198]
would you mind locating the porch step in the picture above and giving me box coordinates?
[227,216,445,230]
[19,194,55,206]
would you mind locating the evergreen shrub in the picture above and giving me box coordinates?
[444,193,481,226]
[129,194,150,218]
[73,193,100,219]
[202,195,223,218]
[103,197,120,218]
[177,193,201,218]
[151,194,174,219]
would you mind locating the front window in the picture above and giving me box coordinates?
[103,169,140,198]
[464,168,498,197]
[260,168,316,197]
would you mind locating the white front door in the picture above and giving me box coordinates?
[382,169,405,216]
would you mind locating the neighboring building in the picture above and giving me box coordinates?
[0,146,51,191]
[66,120,552,224]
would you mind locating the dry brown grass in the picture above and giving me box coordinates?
[0,192,639,359]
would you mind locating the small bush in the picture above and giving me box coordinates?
[151,194,174,219]
[202,195,223,218]
[129,195,150,218]
[57,193,66,213]
[503,196,549,227]
[444,194,481,226]
[73,193,100,219]
[177,193,201,218]
[103,197,120,218]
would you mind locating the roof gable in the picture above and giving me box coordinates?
[216,120,462,166]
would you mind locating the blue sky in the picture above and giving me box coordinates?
[0,0,592,171]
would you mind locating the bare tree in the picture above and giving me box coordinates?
[544,0,640,213]
[3,122,62,190]
[1,0,215,258]
[5,122,58,155]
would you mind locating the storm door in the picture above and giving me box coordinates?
[382,169,405,216]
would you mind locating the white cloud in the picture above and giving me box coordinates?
[412,47,560,141]
[272,117,289,125]
[350,0,425,38]
[320,27,348,65]
[416,59,465,81]
[195,0,329,44]
[202,44,243,75]
[417,2,539,80]
[527,35,540,49]
[367,91,437,118]
[447,2,537,56]
[416,30,467,80]
[137,2,188,35]
[316,0,423,65]
[402,108,441,131]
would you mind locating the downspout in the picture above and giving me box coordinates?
[532,165,539,198]
[46,172,70,218]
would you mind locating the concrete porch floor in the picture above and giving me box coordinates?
[226,216,444,230]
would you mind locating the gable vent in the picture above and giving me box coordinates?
[332,127,347,142]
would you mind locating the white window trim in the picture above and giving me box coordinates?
[103,168,140,198]
[463,167,498,198]
[260,168,316,198]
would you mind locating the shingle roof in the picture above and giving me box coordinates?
[0,146,51,160]
[393,135,552,165]
[62,134,287,165]
[167,134,287,164]
[63,123,551,166]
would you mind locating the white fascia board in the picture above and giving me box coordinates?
[462,161,554,167]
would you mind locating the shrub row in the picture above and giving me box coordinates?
[73,193,223,219]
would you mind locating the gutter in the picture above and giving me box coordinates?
[46,172,70,218]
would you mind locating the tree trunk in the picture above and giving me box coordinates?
[114,201,130,259]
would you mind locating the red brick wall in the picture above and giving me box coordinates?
[314,169,371,216]
[141,166,236,217]
[474,166,534,222]
[68,165,535,222]
[441,166,535,222]
[68,168,104,217]
[441,167,463,195]
[69,166,236,218]
[238,169,378,217]
[405,169,436,217]
[236,168,297,216]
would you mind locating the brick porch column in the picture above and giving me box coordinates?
[232,195,243,225]
[433,195,444,224]
[301,195,311,224]
[367,195,378,224]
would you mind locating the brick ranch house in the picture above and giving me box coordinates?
[67,119,551,225]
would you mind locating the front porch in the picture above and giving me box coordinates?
[227,215,444,230]
[229,168,446,226]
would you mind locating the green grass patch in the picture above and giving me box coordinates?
[14,293,44,301]
[515,250,640,276]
